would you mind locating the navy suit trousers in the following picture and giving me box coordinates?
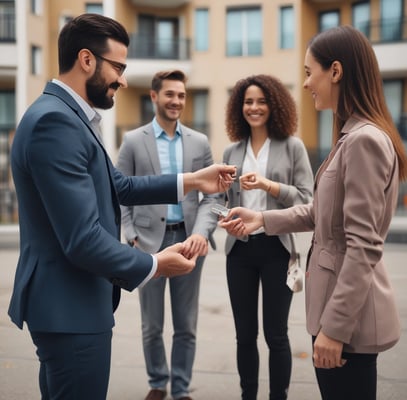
[30,330,112,400]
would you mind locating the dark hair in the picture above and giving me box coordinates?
[225,74,297,142]
[151,70,187,92]
[58,13,129,74]
[308,25,407,179]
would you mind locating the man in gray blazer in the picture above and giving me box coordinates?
[116,70,218,400]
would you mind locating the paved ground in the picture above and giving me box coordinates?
[1,228,406,399]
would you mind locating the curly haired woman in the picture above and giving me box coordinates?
[222,74,314,400]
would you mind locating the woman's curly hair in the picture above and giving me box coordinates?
[225,74,298,142]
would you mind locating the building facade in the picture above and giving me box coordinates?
[1,0,406,223]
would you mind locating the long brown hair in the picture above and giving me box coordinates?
[308,25,407,180]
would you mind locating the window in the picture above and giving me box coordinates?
[31,46,42,75]
[140,95,155,126]
[319,10,340,32]
[384,80,404,138]
[137,15,181,59]
[85,3,103,15]
[0,91,15,128]
[318,110,333,164]
[352,2,370,38]
[226,7,262,57]
[279,6,294,49]
[195,8,209,51]
[30,0,43,15]
[0,1,15,42]
[316,9,339,165]
[192,91,209,137]
[380,0,403,41]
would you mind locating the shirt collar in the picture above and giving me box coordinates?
[52,78,98,123]
[152,117,182,139]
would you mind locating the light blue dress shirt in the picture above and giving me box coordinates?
[153,117,184,223]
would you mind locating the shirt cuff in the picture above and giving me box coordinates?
[137,255,157,288]
[177,173,184,200]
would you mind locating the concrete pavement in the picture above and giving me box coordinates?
[1,228,406,399]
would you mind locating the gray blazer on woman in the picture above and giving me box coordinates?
[261,116,401,353]
[222,135,314,256]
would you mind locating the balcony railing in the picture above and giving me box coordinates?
[0,7,15,42]
[128,33,191,60]
[360,17,407,43]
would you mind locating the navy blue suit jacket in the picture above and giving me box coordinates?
[8,82,178,333]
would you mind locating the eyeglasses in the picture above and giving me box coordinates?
[92,52,127,76]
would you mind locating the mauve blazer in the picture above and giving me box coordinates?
[261,115,401,353]
[8,82,179,333]
[222,135,314,256]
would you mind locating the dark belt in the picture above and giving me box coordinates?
[166,221,185,231]
[248,232,267,240]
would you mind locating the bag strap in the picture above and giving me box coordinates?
[288,233,300,268]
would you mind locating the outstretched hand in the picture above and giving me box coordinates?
[218,206,264,236]
[154,242,197,278]
[183,164,237,194]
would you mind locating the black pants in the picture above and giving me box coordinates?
[227,234,293,400]
[30,330,112,400]
[313,337,378,400]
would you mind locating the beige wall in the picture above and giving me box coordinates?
[5,0,406,164]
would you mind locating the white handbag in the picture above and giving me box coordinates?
[286,234,304,293]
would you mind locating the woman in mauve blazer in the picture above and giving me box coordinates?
[222,74,313,400]
[220,26,407,400]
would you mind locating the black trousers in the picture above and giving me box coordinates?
[313,337,378,400]
[227,234,293,400]
[30,330,112,400]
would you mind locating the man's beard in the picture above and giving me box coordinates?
[86,70,120,110]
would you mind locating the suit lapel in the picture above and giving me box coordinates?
[142,124,162,175]
[181,125,192,173]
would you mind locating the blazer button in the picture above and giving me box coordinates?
[160,217,165,222]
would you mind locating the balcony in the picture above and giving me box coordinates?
[362,17,407,44]
[129,0,190,7]
[0,5,15,43]
[126,33,192,86]
[359,17,407,78]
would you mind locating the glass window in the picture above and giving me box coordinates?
[137,15,179,59]
[318,110,333,163]
[31,46,42,75]
[0,91,15,128]
[384,80,403,136]
[280,6,294,49]
[85,3,103,15]
[0,1,15,42]
[193,91,209,136]
[195,8,209,51]
[381,0,402,41]
[226,7,262,57]
[140,95,155,126]
[319,10,339,32]
[31,0,43,15]
[352,2,370,38]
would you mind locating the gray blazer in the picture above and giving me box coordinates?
[222,135,314,255]
[116,122,218,253]
[261,116,401,353]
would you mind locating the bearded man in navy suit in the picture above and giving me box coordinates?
[8,13,235,400]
